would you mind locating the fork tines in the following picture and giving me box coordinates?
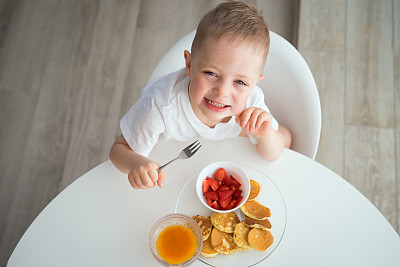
[189,140,201,153]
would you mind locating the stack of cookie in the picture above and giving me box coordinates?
[192,179,274,257]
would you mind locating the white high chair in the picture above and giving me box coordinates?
[149,30,321,159]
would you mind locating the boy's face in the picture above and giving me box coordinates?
[184,36,265,128]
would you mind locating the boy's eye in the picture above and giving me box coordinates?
[235,80,247,86]
[205,71,217,77]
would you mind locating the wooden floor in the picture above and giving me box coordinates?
[0,0,398,265]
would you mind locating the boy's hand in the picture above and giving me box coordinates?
[235,107,274,138]
[128,157,165,190]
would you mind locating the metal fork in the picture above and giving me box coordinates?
[158,140,201,172]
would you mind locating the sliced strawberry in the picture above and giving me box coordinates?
[211,200,221,210]
[219,195,232,209]
[216,185,230,192]
[203,191,218,201]
[218,189,233,200]
[232,189,242,200]
[224,199,236,210]
[214,168,228,182]
[205,197,213,207]
[222,176,237,187]
[230,175,242,188]
[202,180,210,193]
[234,196,243,207]
[206,177,220,191]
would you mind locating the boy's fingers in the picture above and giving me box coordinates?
[129,177,139,189]
[256,112,271,129]
[149,168,158,182]
[248,109,264,130]
[131,176,143,189]
[238,108,256,127]
[157,171,165,187]
[136,177,148,190]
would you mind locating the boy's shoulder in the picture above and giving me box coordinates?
[248,85,265,101]
[140,68,188,104]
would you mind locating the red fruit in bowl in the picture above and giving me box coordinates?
[232,189,242,200]
[230,175,242,188]
[203,191,218,201]
[206,177,220,191]
[234,196,243,207]
[222,176,236,187]
[214,168,228,182]
[203,180,210,193]
[218,189,233,200]
[217,185,230,192]
[219,195,232,209]
[211,200,221,210]
[201,165,247,211]
[205,197,213,207]
[224,199,236,210]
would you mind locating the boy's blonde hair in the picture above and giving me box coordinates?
[191,1,270,69]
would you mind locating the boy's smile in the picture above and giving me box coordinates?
[204,97,230,112]
[184,36,265,128]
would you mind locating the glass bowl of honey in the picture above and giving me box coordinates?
[149,213,203,266]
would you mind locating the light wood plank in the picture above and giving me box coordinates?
[0,90,38,252]
[255,0,298,44]
[0,0,73,263]
[137,0,221,32]
[344,125,397,229]
[301,51,346,176]
[395,55,400,234]
[297,0,346,51]
[59,0,141,190]
[394,0,400,234]
[395,0,400,56]
[0,0,111,263]
[346,0,394,127]
[297,0,346,175]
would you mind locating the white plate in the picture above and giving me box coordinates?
[175,163,287,267]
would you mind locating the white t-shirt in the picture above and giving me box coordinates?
[120,68,278,156]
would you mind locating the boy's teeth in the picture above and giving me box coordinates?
[207,99,225,108]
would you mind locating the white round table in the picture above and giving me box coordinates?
[7,138,400,266]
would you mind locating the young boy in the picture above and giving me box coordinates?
[110,1,292,190]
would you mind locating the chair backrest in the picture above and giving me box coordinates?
[149,30,321,159]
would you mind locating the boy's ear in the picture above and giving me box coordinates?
[257,74,265,84]
[184,50,192,78]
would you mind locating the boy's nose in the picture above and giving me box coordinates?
[213,80,230,97]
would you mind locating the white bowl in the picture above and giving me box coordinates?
[196,161,250,213]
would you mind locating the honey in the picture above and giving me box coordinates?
[156,225,197,264]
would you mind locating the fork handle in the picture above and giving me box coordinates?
[158,158,178,172]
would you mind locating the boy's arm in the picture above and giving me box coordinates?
[237,107,292,161]
[255,124,291,161]
[109,135,165,189]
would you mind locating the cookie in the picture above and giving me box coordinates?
[240,200,271,220]
[210,227,238,255]
[248,179,261,200]
[247,228,274,251]
[192,215,213,241]
[233,222,252,250]
[201,235,219,258]
[210,212,240,233]
[243,215,272,230]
